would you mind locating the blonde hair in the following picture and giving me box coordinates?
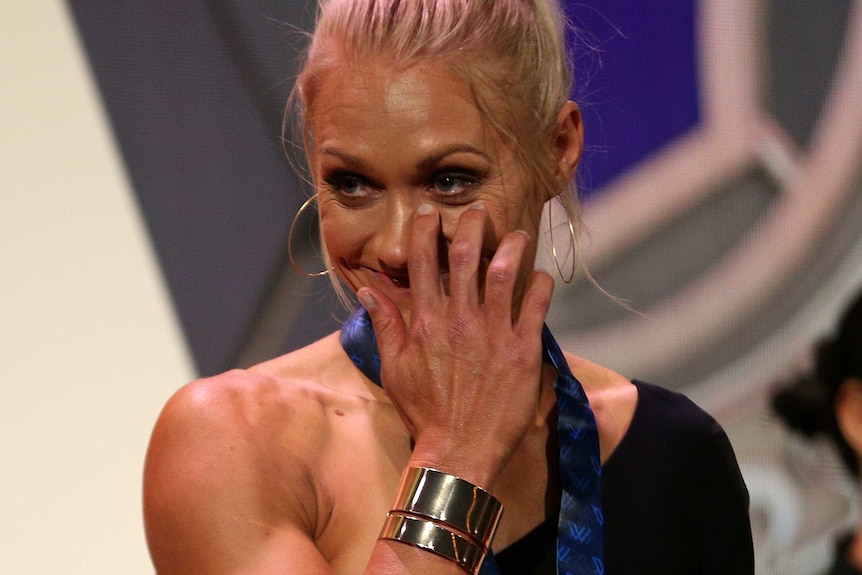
[290,0,584,303]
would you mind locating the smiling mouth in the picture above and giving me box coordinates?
[385,272,451,290]
[375,269,455,291]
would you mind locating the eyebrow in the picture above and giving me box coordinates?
[318,144,491,172]
[417,145,492,171]
[318,148,370,170]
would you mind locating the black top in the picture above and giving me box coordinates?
[495,380,754,575]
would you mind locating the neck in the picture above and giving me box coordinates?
[533,361,559,427]
[491,362,561,549]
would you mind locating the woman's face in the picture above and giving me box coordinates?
[307,58,549,320]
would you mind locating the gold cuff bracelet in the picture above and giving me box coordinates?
[390,467,503,548]
[379,512,487,574]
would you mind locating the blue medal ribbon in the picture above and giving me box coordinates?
[340,306,604,575]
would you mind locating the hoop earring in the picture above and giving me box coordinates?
[548,196,576,284]
[288,195,330,277]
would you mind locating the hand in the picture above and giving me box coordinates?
[357,203,555,488]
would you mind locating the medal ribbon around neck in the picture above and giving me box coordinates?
[340,306,604,575]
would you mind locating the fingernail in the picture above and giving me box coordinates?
[417,203,434,216]
[468,203,486,211]
[357,289,376,310]
[516,230,532,242]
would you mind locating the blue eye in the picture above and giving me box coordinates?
[338,176,363,195]
[323,172,375,201]
[431,172,479,197]
[435,174,461,193]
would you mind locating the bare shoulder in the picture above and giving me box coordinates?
[146,361,331,476]
[148,335,350,465]
[564,351,638,463]
[143,332,370,574]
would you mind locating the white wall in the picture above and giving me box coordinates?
[0,2,194,573]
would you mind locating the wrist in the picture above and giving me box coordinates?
[408,436,506,492]
[379,466,504,575]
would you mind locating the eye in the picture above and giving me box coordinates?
[321,171,378,204]
[430,170,482,202]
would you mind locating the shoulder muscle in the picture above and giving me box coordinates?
[143,370,332,575]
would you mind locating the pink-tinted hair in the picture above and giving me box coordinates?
[295,0,577,202]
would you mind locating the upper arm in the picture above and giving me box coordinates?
[143,375,332,575]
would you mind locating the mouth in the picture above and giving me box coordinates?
[363,267,459,294]
[388,274,410,288]
[376,270,451,292]
[367,266,410,291]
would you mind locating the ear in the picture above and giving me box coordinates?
[552,100,584,193]
[836,377,862,456]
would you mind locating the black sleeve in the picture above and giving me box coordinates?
[603,381,755,575]
[497,380,756,575]
[698,419,755,575]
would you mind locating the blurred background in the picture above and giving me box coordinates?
[2,1,861,573]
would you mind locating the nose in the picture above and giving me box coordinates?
[370,193,413,271]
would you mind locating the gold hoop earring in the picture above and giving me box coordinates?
[288,195,330,277]
[548,196,576,284]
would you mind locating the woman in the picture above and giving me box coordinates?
[772,289,862,575]
[143,1,754,573]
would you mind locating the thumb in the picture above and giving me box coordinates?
[357,287,406,364]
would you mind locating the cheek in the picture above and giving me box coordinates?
[319,210,365,263]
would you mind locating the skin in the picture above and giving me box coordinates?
[143,57,638,575]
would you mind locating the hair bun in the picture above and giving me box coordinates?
[770,371,831,437]
[814,338,845,393]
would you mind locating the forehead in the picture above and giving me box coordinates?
[308,58,497,153]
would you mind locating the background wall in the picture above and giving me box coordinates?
[3,1,862,573]
[0,2,193,574]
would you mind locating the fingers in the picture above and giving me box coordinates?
[358,287,407,369]
[515,270,554,338]
[446,204,488,313]
[483,230,532,327]
[407,204,444,316]
[408,203,488,316]
[406,201,548,336]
